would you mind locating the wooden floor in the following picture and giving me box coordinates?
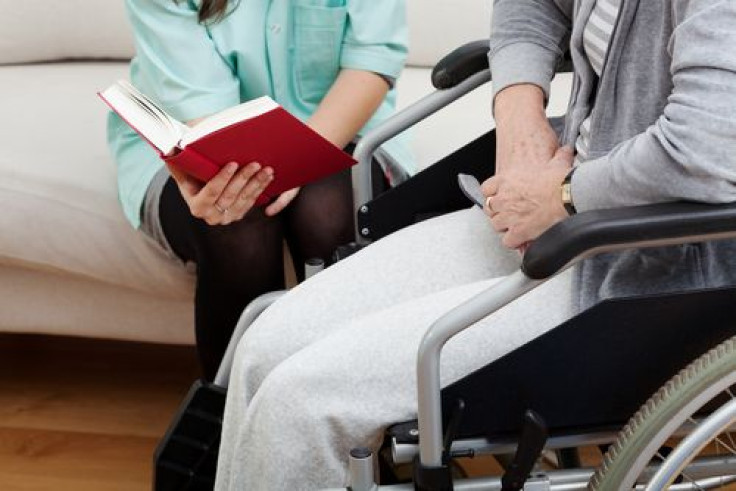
[3,333,736,490]
[0,334,199,490]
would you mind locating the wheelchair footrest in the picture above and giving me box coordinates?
[153,379,227,491]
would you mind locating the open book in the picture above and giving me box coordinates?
[100,80,356,204]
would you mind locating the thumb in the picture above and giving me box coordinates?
[551,146,575,166]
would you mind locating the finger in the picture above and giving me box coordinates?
[201,162,239,203]
[517,242,532,255]
[550,146,575,166]
[218,208,235,226]
[502,227,530,250]
[480,175,500,197]
[166,163,200,201]
[230,168,274,215]
[265,188,299,216]
[189,162,239,219]
[216,162,262,210]
[490,212,512,233]
[483,195,498,218]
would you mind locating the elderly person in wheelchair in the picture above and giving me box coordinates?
[208,0,736,489]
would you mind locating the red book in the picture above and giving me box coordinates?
[100,80,356,205]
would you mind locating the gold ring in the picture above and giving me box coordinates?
[214,203,227,214]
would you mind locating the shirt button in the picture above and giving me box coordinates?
[270,24,282,35]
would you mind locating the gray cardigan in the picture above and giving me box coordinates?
[489,0,736,308]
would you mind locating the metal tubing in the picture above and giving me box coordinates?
[351,69,491,243]
[213,290,287,388]
[391,429,621,465]
[416,270,541,467]
[348,448,378,491]
[324,468,595,491]
[646,398,736,489]
[322,455,736,490]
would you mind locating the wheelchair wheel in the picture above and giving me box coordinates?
[590,335,736,490]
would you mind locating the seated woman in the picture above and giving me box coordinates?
[107,0,413,380]
[216,0,736,489]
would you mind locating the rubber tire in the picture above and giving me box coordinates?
[589,335,736,490]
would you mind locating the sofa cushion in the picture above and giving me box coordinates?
[0,0,485,67]
[406,0,493,67]
[0,1,135,64]
[0,62,194,299]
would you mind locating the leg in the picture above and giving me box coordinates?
[283,168,355,281]
[216,267,574,490]
[159,178,287,380]
[215,208,521,488]
[229,207,519,403]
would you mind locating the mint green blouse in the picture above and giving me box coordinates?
[108,0,413,228]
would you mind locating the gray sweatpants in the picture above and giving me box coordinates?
[215,208,574,490]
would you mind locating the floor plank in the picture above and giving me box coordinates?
[0,334,199,490]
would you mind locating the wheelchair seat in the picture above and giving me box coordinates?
[389,285,736,446]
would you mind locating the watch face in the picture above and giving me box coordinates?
[562,183,573,204]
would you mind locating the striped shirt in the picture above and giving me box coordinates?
[576,0,622,161]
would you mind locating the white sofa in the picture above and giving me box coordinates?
[0,1,570,345]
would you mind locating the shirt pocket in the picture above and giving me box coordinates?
[292,1,347,104]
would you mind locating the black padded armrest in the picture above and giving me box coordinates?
[431,39,490,90]
[522,202,736,280]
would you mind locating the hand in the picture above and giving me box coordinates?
[482,147,574,249]
[265,188,300,216]
[167,161,274,226]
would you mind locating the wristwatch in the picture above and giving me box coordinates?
[561,168,577,216]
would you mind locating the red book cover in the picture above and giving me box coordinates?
[165,107,356,204]
[100,85,356,205]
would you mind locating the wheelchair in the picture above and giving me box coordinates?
[153,40,736,490]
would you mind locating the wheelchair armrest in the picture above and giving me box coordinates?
[522,202,736,280]
[431,39,491,90]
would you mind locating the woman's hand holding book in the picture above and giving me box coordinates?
[166,161,274,226]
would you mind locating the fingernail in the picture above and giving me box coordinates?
[227,162,238,173]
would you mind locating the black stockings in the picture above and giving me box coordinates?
[159,169,354,380]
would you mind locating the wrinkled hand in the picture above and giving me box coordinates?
[482,147,574,249]
[167,161,274,226]
[265,188,300,216]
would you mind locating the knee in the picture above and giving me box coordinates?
[251,360,334,430]
[230,321,292,399]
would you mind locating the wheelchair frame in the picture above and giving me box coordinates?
[336,41,736,490]
[155,40,736,490]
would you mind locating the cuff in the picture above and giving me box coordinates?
[489,42,560,104]
[570,157,621,212]
[340,44,406,80]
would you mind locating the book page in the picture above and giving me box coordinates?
[100,81,184,155]
[181,96,280,147]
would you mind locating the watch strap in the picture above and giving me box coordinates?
[561,167,577,215]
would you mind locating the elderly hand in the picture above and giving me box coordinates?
[482,146,574,249]
[167,161,274,226]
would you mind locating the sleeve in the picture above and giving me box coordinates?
[571,0,736,211]
[339,0,409,80]
[489,0,574,101]
[124,0,240,122]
